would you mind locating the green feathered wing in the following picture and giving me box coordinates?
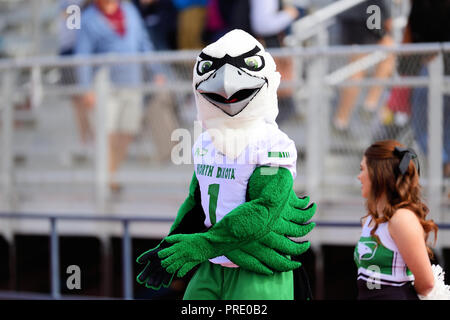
[226,167,316,274]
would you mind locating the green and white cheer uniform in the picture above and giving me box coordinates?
[354,216,414,287]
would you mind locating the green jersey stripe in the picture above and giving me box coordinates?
[268,151,290,158]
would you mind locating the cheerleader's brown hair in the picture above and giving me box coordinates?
[363,140,438,258]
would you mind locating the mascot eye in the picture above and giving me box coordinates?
[198,60,213,74]
[244,56,263,71]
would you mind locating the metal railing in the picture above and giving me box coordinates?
[287,0,410,46]
[0,211,174,300]
[0,43,449,219]
[289,0,368,44]
[0,211,449,300]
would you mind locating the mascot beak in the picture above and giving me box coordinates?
[196,64,267,117]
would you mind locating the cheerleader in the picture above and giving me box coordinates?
[355,140,449,299]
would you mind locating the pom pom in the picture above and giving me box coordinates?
[418,264,450,300]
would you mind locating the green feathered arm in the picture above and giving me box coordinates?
[226,174,316,274]
[168,172,206,235]
[226,166,316,273]
[136,172,205,289]
[159,166,315,277]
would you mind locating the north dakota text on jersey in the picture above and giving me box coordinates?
[196,164,236,180]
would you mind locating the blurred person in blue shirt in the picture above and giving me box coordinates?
[75,0,165,192]
[76,0,165,87]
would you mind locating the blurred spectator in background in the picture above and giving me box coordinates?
[132,0,180,163]
[205,0,251,41]
[202,0,227,44]
[202,0,253,45]
[405,0,450,181]
[332,0,395,132]
[132,0,178,50]
[249,0,304,124]
[75,0,165,193]
[250,0,301,47]
[59,0,92,145]
[172,0,207,49]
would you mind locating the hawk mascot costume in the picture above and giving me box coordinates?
[136,29,317,300]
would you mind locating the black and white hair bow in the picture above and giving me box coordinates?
[393,146,420,176]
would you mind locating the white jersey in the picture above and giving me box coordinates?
[192,123,297,266]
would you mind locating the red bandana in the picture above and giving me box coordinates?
[97,2,126,37]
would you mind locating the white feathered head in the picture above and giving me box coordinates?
[193,29,280,129]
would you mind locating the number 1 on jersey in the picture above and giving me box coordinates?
[208,184,219,225]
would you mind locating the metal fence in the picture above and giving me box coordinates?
[0,211,174,299]
[0,43,449,221]
[1,212,447,300]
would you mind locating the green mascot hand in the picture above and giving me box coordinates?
[270,193,316,241]
[136,240,175,290]
[158,233,216,278]
[226,193,316,274]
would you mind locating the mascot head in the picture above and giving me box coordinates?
[193,29,280,122]
[192,29,281,158]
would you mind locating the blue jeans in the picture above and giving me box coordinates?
[410,66,450,165]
